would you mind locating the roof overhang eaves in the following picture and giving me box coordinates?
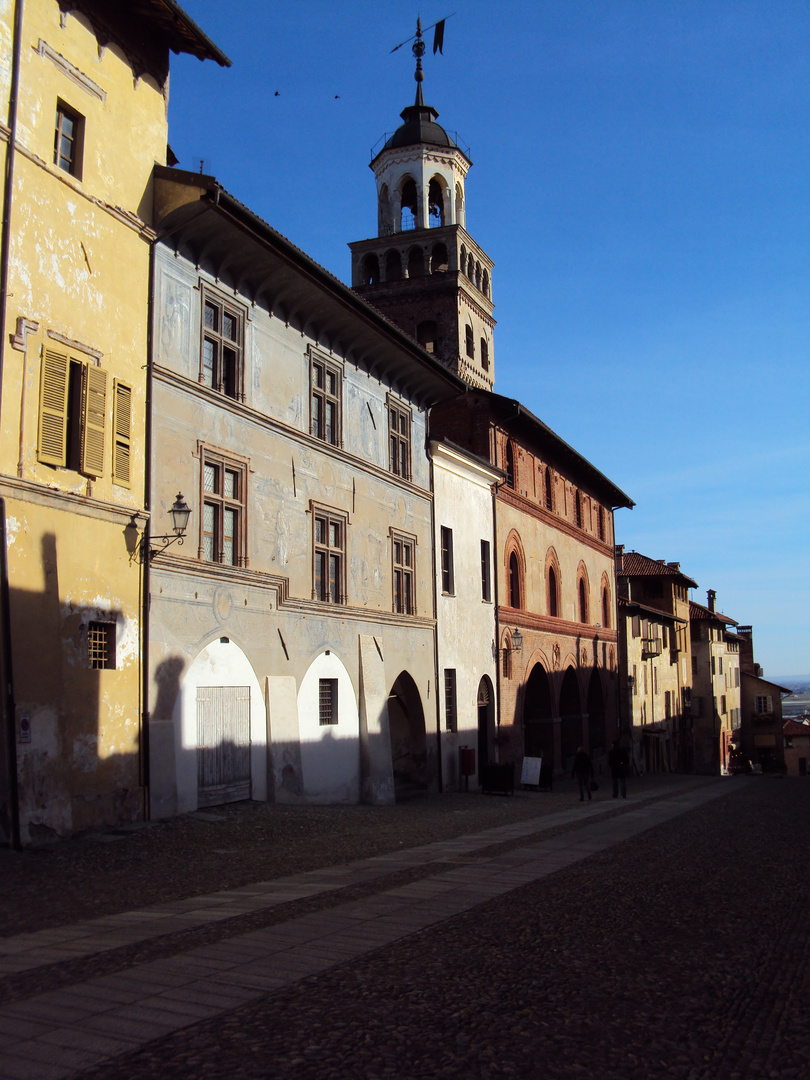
[485,392,634,508]
[152,168,467,406]
[133,0,231,65]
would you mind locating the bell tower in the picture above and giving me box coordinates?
[349,21,495,390]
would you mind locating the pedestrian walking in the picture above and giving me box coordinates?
[608,739,629,799]
[572,746,594,802]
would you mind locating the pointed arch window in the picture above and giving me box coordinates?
[575,491,583,529]
[601,584,610,629]
[508,552,522,609]
[547,564,559,618]
[482,270,490,297]
[480,338,489,371]
[579,577,589,624]
[465,324,474,359]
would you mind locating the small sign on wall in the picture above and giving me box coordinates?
[520,756,542,786]
[19,713,30,744]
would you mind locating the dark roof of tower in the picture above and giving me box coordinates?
[384,98,456,151]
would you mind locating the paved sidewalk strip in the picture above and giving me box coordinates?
[0,780,733,1080]
[0,787,690,979]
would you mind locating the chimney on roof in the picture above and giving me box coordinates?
[667,562,680,571]
[614,544,624,573]
[707,589,716,613]
[736,626,755,675]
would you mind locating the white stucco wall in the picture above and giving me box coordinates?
[431,440,499,788]
[297,651,360,802]
[174,638,266,814]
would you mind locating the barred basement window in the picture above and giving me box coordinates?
[319,678,338,725]
[87,621,115,670]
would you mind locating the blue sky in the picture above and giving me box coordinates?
[170,1,809,677]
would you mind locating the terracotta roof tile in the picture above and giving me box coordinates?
[618,551,698,588]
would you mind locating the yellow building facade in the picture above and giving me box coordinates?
[0,0,225,844]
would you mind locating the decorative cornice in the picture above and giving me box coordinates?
[499,604,618,644]
[0,474,147,526]
[152,365,434,502]
[497,486,614,558]
[37,39,106,102]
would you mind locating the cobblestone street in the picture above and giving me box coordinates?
[1,775,809,1080]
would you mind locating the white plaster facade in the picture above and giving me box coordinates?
[430,440,500,789]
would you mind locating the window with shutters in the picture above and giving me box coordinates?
[38,348,107,477]
[313,505,347,604]
[112,381,132,487]
[200,285,245,400]
[388,398,411,479]
[199,447,248,566]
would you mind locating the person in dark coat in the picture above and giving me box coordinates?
[608,739,629,799]
[572,746,594,802]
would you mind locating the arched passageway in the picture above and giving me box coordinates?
[523,664,554,766]
[587,669,606,757]
[388,671,427,800]
[559,667,582,762]
[477,675,495,776]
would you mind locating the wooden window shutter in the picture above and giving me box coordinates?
[112,380,132,487]
[37,349,70,466]
[80,365,107,477]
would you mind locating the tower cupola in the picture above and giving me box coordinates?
[349,20,495,390]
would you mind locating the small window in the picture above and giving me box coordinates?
[201,449,248,566]
[601,586,610,629]
[544,468,554,511]
[505,442,516,489]
[313,508,346,604]
[575,492,583,529]
[311,352,342,446]
[54,101,83,178]
[444,669,457,732]
[502,639,512,680]
[388,399,411,479]
[440,526,454,594]
[480,539,492,602]
[201,286,245,401]
[465,325,474,359]
[319,678,338,725]
[87,621,115,670]
[597,505,606,541]
[480,338,489,371]
[417,320,437,354]
[392,532,415,615]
